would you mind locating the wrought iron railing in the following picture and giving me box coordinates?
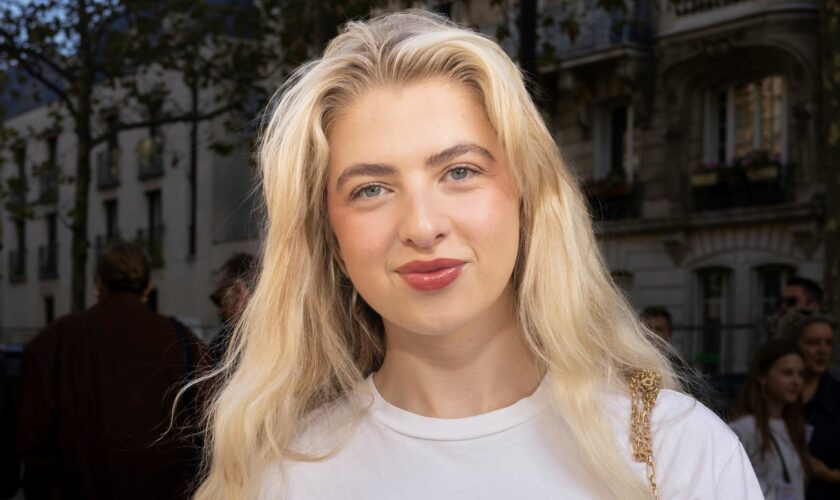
[38,243,58,280]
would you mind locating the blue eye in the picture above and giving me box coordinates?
[448,167,471,181]
[353,184,383,199]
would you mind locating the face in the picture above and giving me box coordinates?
[326,80,521,337]
[797,322,835,375]
[760,353,803,406]
[780,285,817,313]
[643,316,672,342]
[211,272,249,323]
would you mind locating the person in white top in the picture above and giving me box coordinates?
[730,339,809,500]
[191,10,762,500]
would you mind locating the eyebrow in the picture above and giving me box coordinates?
[424,142,495,167]
[334,142,496,191]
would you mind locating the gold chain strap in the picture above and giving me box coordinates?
[629,370,662,500]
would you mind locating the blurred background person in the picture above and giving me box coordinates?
[209,253,256,366]
[787,313,840,499]
[0,350,18,499]
[781,277,823,315]
[16,242,207,500]
[729,339,808,500]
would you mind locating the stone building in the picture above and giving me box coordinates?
[0,80,258,344]
[446,0,824,373]
[2,0,825,375]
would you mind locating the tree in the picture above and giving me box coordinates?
[0,0,271,311]
[819,0,840,321]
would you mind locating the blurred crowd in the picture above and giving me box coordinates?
[642,276,838,500]
[0,242,837,499]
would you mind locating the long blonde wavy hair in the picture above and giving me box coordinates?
[195,10,677,499]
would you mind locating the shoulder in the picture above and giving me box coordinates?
[605,388,761,497]
[728,414,756,437]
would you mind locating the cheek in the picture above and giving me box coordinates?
[328,202,394,272]
[456,188,520,255]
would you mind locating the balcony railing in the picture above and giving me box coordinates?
[39,168,59,203]
[38,243,58,280]
[137,137,164,180]
[672,0,747,16]
[539,0,655,60]
[135,227,164,268]
[96,148,120,190]
[690,162,791,212]
[8,249,26,283]
[583,178,641,221]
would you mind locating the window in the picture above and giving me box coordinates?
[144,190,164,266]
[594,104,636,181]
[44,295,55,324]
[13,143,26,178]
[705,76,786,164]
[137,126,164,179]
[41,136,59,202]
[104,199,118,240]
[39,213,58,280]
[696,267,731,374]
[754,264,796,320]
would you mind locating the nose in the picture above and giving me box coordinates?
[397,189,450,248]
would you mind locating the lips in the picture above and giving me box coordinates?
[396,258,465,291]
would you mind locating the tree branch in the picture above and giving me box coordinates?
[92,102,238,144]
[12,55,78,118]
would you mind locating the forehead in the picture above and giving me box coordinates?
[772,353,803,368]
[326,80,499,172]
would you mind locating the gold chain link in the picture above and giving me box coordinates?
[629,370,662,500]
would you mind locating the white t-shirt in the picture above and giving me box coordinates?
[729,415,805,500]
[260,376,762,499]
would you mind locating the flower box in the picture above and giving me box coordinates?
[745,164,780,182]
[690,171,719,187]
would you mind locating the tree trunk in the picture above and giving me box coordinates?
[70,0,92,312]
[189,76,198,258]
[518,0,538,88]
[820,0,840,320]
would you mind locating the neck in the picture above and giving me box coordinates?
[374,290,540,418]
[766,399,784,419]
[802,370,822,403]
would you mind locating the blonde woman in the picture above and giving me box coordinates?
[196,11,761,500]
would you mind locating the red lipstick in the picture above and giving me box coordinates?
[396,258,465,291]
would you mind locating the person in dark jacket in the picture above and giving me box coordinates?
[786,312,840,499]
[17,242,208,500]
[0,350,19,499]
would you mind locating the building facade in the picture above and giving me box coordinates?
[2,0,826,375]
[446,0,824,373]
[0,84,258,344]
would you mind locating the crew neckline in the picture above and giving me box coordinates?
[366,375,551,441]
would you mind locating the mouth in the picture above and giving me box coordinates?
[396,258,465,291]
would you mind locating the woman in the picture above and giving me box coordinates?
[195,11,761,499]
[789,313,840,499]
[730,339,808,499]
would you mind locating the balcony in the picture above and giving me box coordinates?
[8,249,26,283]
[659,0,818,38]
[137,137,164,180]
[38,243,58,280]
[96,148,120,190]
[583,177,641,221]
[672,0,746,16]
[539,0,655,62]
[690,153,791,211]
[135,228,164,268]
[39,168,59,204]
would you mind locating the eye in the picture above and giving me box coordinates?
[350,184,385,200]
[446,165,477,181]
